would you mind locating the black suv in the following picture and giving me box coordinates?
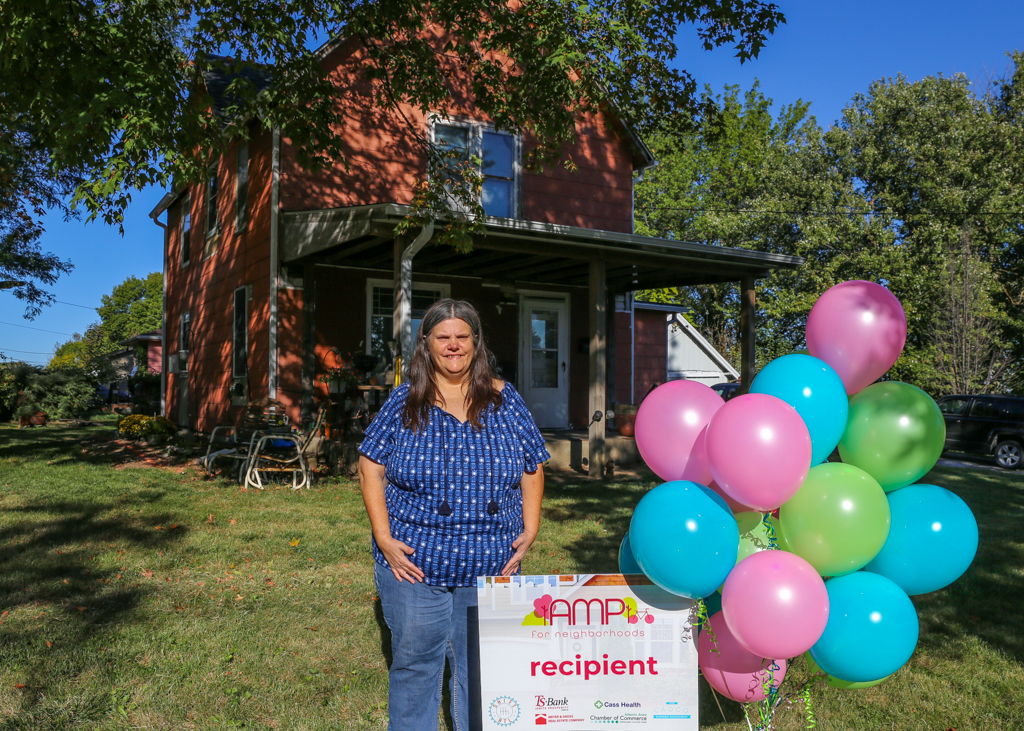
[936,394,1024,469]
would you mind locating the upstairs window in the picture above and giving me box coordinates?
[204,162,219,257]
[432,120,518,219]
[180,194,192,268]
[236,142,249,231]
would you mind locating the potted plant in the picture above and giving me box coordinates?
[613,403,639,437]
[319,357,362,395]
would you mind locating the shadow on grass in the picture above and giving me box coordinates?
[913,465,1024,666]
[0,498,186,720]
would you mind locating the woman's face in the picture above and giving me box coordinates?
[427,317,476,381]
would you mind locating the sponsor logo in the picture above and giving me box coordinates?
[489,696,521,727]
[535,713,547,725]
[527,595,655,626]
[594,702,643,709]
[594,701,604,709]
[536,696,569,709]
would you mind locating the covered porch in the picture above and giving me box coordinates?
[280,203,804,477]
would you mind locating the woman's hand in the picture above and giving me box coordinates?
[377,536,425,583]
[501,529,537,576]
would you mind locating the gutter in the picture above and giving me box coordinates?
[396,220,435,376]
[269,127,281,399]
[148,205,170,418]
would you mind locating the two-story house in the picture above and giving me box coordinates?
[149,35,803,475]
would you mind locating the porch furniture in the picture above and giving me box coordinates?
[203,398,290,483]
[244,403,328,490]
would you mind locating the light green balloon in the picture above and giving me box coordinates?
[805,653,890,690]
[838,382,945,492]
[779,463,890,577]
[719,512,782,592]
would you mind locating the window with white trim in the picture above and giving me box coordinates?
[204,162,219,257]
[236,142,249,230]
[179,311,191,372]
[432,120,518,218]
[233,285,248,378]
[180,194,191,268]
[365,279,451,361]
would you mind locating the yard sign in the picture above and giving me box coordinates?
[476,574,698,730]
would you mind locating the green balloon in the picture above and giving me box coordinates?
[805,653,890,690]
[720,512,782,592]
[838,382,945,492]
[780,463,891,576]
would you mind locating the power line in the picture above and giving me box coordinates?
[0,321,73,336]
[636,205,1024,217]
[0,347,55,355]
[54,300,96,310]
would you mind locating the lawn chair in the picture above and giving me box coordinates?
[203,398,290,482]
[243,404,327,490]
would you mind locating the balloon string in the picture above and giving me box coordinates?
[802,686,817,729]
[763,512,779,550]
[696,599,721,657]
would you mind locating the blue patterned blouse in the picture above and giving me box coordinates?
[359,382,550,587]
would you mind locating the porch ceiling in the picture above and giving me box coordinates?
[280,204,804,292]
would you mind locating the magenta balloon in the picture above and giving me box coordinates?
[698,611,787,703]
[705,394,812,511]
[721,551,830,659]
[635,381,725,482]
[806,280,907,395]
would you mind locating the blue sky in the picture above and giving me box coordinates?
[3,0,1022,363]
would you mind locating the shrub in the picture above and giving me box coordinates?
[118,414,152,439]
[118,415,178,440]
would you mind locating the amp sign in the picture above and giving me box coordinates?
[476,574,699,730]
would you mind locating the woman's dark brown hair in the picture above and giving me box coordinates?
[403,299,502,431]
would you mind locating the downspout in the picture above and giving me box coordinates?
[149,207,169,418]
[269,127,281,399]
[399,220,435,377]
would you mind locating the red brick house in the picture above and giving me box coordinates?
[149,36,802,475]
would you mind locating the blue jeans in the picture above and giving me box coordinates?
[375,561,476,731]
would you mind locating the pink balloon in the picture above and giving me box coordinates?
[635,381,724,483]
[721,551,829,660]
[705,394,812,511]
[708,480,754,514]
[699,611,787,703]
[806,280,907,395]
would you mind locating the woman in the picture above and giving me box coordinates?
[359,299,549,731]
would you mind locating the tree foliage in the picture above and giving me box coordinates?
[636,55,1024,395]
[1,0,785,307]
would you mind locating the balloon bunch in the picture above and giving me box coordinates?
[624,280,979,717]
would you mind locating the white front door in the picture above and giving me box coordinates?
[520,298,569,428]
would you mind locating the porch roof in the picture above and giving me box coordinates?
[281,204,804,292]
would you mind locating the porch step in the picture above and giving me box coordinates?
[540,430,641,471]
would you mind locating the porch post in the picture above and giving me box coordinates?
[301,262,317,421]
[392,235,407,367]
[739,276,756,393]
[589,259,607,478]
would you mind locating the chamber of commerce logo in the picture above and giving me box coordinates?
[489,696,521,726]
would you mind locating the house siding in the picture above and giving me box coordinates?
[633,309,667,404]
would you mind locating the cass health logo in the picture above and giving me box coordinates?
[488,696,521,726]
[522,595,655,626]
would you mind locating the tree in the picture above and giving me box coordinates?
[96,272,163,351]
[1,0,786,307]
[635,58,1024,394]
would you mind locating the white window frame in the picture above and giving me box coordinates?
[204,162,219,258]
[365,278,451,356]
[180,193,192,268]
[235,142,249,231]
[232,285,250,379]
[428,115,520,219]
[179,311,191,373]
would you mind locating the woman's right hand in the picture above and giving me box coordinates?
[377,536,425,583]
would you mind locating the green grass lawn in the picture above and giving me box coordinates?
[0,422,1022,730]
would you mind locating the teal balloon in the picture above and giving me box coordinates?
[839,382,945,492]
[809,572,919,683]
[629,481,739,599]
[751,354,849,465]
[619,532,644,574]
[865,484,978,595]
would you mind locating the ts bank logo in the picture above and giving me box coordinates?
[527,594,655,626]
